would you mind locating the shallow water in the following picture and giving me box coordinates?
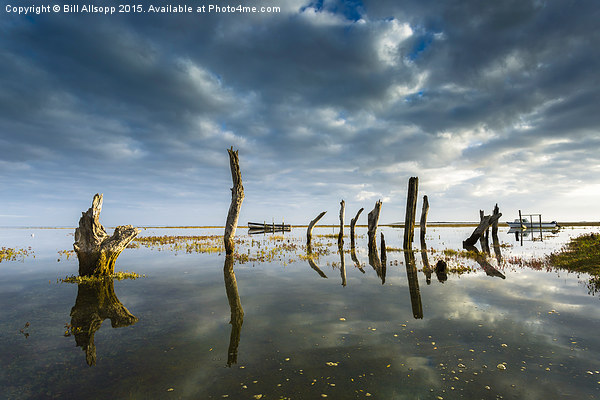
[1,225,600,399]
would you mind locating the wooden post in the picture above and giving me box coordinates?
[463,212,502,248]
[368,200,384,284]
[224,147,244,255]
[518,209,523,228]
[479,210,491,255]
[492,204,502,263]
[403,177,418,250]
[73,194,139,277]
[338,200,345,247]
[350,207,364,249]
[307,211,327,249]
[419,195,429,244]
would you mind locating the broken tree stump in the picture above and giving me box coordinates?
[463,212,502,248]
[419,195,429,244]
[350,207,364,249]
[403,177,419,250]
[479,210,491,255]
[338,200,345,247]
[307,211,327,250]
[224,147,245,255]
[73,194,139,277]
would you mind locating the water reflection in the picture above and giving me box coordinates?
[223,254,244,367]
[420,236,432,285]
[404,251,423,319]
[306,249,328,279]
[463,244,506,279]
[350,247,366,274]
[368,238,385,284]
[338,243,347,287]
[69,279,138,366]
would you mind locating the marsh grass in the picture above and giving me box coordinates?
[59,271,144,283]
[0,246,34,263]
[547,233,600,275]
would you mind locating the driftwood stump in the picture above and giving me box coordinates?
[403,177,418,250]
[224,147,244,255]
[463,213,502,248]
[307,211,327,250]
[350,207,364,249]
[69,279,138,366]
[73,194,138,277]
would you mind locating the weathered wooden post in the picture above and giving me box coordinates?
[479,210,491,255]
[367,200,384,283]
[73,194,139,277]
[403,177,418,250]
[419,195,429,244]
[491,204,502,263]
[338,200,345,247]
[224,147,244,255]
[350,207,364,249]
[307,211,327,250]
[367,200,382,252]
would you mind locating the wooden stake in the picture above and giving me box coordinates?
[307,211,327,249]
[419,195,429,244]
[350,207,364,249]
[403,177,419,250]
[338,200,345,247]
[224,147,244,255]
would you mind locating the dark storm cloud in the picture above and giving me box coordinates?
[1,0,599,225]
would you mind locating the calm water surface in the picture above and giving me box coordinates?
[1,226,600,399]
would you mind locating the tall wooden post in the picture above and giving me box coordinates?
[419,195,429,244]
[224,147,244,255]
[368,200,382,252]
[307,211,327,250]
[350,207,364,249]
[338,200,345,247]
[403,177,418,250]
[492,204,502,263]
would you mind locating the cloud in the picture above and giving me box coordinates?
[1,0,599,226]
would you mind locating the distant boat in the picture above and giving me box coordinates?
[506,218,559,229]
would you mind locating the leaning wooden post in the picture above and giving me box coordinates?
[307,211,327,249]
[403,177,419,250]
[419,195,429,244]
[491,204,502,263]
[338,200,345,247]
[350,207,364,249]
[224,147,244,255]
[73,194,139,277]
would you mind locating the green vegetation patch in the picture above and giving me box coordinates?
[60,271,144,283]
[0,246,34,263]
[134,235,224,254]
[547,233,600,275]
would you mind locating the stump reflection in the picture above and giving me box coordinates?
[224,254,244,367]
[69,279,138,366]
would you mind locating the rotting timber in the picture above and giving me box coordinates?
[73,194,139,277]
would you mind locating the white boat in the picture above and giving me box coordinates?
[506,218,558,229]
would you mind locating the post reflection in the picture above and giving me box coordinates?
[463,244,506,279]
[69,279,138,366]
[338,243,347,287]
[224,254,244,367]
[404,250,423,319]
[420,236,432,285]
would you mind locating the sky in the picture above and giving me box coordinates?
[1,0,599,227]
